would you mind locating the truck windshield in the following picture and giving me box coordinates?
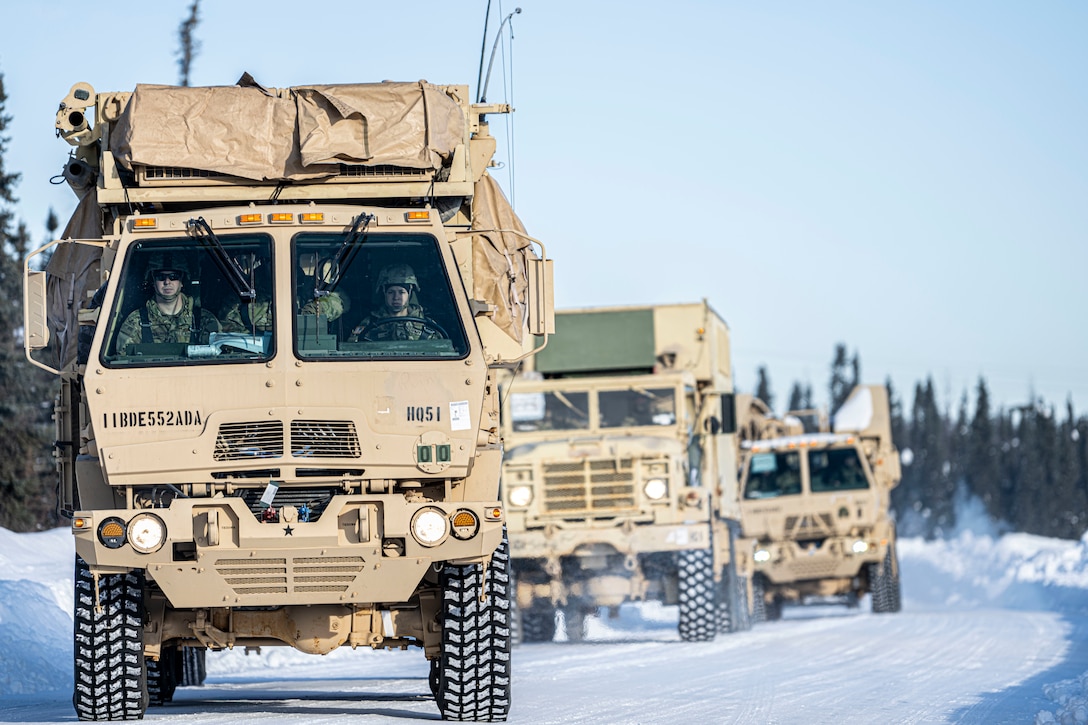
[743,451,803,499]
[101,236,274,366]
[292,233,468,360]
[509,390,589,432]
[809,448,870,492]
[599,388,676,428]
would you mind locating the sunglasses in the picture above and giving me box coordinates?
[154,271,182,282]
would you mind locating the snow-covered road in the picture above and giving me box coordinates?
[3,527,1088,724]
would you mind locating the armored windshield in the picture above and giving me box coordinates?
[509,391,590,432]
[809,447,870,492]
[743,450,803,499]
[293,233,468,360]
[101,236,274,366]
[599,388,676,428]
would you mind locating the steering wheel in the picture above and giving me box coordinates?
[357,316,448,341]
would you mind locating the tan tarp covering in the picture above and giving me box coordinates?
[110,81,465,181]
[470,173,535,344]
[43,240,103,372]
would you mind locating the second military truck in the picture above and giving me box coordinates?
[500,302,750,642]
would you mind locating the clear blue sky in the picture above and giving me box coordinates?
[2,1,1085,415]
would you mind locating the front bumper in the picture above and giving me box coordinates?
[73,494,503,608]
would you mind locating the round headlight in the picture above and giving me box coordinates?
[509,485,533,507]
[753,548,771,563]
[643,478,668,501]
[411,508,449,547]
[851,539,869,554]
[129,513,166,554]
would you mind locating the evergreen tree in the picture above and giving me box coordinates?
[829,343,860,412]
[177,0,202,87]
[755,365,773,411]
[787,382,804,413]
[0,71,60,530]
[965,378,1001,518]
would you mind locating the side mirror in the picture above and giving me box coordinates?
[24,270,49,351]
[718,393,737,435]
[526,257,554,336]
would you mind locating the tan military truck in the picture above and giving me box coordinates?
[736,385,902,620]
[500,302,750,642]
[26,78,554,722]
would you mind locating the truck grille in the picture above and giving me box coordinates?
[784,513,835,539]
[291,420,361,458]
[542,458,637,514]
[214,555,367,595]
[237,487,337,521]
[214,422,284,461]
[214,420,362,461]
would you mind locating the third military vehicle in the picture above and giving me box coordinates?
[27,77,553,721]
[736,385,902,619]
[500,302,750,642]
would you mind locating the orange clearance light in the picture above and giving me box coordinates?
[300,212,325,223]
[405,210,431,222]
[452,511,478,527]
[132,217,157,229]
[238,213,262,225]
[484,507,503,521]
[269,212,293,223]
[73,517,89,529]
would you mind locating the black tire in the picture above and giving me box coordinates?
[73,555,148,721]
[178,647,207,687]
[436,530,512,722]
[429,657,442,699]
[520,603,557,643]
[677,548,717,642]
[751,574,782,622]
[750,574,767,624]
[870,545,902,614]
[147,644,178,706]
[715,564,751,634]
[562,604,587,643]
[508,572,523,648]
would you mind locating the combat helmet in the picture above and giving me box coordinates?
[375,263,418,292]
[145,251,190,283]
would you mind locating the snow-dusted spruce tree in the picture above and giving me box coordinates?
[0,69,57,531]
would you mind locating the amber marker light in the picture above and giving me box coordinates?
[98,516,127,549]
[269,212,293,223]
[299,212,325,223]
[451,510,480,540]
[405,210,431,222]
[72,517,89,529]
[132,217,157,230]
[238,213,262,225]
[484,507,503,521]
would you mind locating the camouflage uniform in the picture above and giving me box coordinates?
[115,294,220,353]
[221,299,274,333]
[298,291,346,321]
[348,303,441,341]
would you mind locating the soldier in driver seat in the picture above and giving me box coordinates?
[115,252,220,353]
[348,264,445,342]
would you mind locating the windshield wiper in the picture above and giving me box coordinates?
[188,217,257,302]
[313,212,374,300]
